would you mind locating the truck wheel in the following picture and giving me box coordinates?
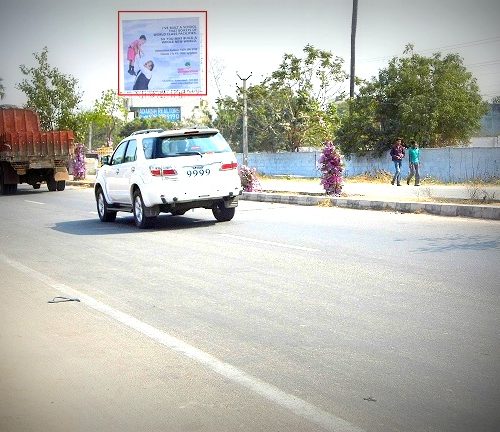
[6,184,17,194]
[33,183,41,189]
[96,188,117,222]
[212,202,235,222]
[47,176,57,191]
[56,180,66,191]
[133,190,155,228]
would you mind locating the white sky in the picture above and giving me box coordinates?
[1,0,499,113]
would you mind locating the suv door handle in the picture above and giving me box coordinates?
[115,169,120,174]
[131,167,135,172]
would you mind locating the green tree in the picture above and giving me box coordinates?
[213,45,345,152]
[16,47,82,130]
[72,110,94,145]
[118,116,178,141]
[337,45,488,155]
[266,44,346,150]
[91,89,129,146]
[213,96,243,150]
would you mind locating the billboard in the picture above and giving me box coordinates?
[133,107,181,121]
[118,11,207,97]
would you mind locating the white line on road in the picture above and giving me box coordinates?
[220,234,320,252]
[1,254,363,432]
[24,200,45,205]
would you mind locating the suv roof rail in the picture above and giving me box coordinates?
[130,128,165,136]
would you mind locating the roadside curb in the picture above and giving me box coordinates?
[66,181,499,220]
[67,180,94,188]
[241,192,500,220]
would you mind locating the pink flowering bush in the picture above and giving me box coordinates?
[319,141,343,196]
[72,143,86,180]
[238,164,262,192]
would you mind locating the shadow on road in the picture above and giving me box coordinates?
[51,214,217,236]
[0,189,54,197]
[414,235,499,252]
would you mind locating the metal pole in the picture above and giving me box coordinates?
[237,72,252,166]
[88,122,92,151]
[350,0,358,99]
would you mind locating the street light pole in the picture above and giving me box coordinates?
[350,0,358,99]
[237,72,252,166]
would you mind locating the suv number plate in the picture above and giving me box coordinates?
[186,167,211,177]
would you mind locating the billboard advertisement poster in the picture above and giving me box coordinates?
[118,11,207,97]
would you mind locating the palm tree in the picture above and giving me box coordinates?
[350,0,358,99]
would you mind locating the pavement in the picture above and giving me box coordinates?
[1,258,319,432]
[1,176,499,431]
[67,175,500,220]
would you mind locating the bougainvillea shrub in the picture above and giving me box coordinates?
[319,141,343,196]
[72,143,86,180]
[238,164,262,192]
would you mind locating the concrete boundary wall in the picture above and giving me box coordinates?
[236,147,499,182]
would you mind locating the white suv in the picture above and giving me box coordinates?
[94,128,242,228]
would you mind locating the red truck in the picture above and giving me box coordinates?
[0,107,75,194]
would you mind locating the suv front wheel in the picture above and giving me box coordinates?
[96,188,117,222]
[133,190,155,228]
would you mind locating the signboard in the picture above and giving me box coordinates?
[118,10,207,97]
[133,107,182,121]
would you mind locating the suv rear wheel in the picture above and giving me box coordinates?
[133,190,155,228]
[96,188,117,222]
[212,201,235,222]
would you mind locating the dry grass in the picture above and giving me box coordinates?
[260,172,500,187]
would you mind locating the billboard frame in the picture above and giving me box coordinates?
[117,10,208,98]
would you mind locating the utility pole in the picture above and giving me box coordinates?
[350,0,358,99]
[88,122,92,151]
[237,72,252,166]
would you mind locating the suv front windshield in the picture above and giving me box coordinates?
[154,132,232,158]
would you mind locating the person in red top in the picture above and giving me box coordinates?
[389,137,405,186]
[127,35,147,75]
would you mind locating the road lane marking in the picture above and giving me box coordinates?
[25,200,45,205]
[220,234,320,252]
[1,254,363,432]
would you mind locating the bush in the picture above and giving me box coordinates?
[72,143,86,180]
[238,165,261,192]
[319,141,343,195]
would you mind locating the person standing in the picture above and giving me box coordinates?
[406,140,421,186]
[390,137,405,186]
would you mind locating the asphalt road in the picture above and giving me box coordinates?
[1,185,499,432]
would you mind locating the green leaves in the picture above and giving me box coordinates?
[337,45,488,155]
[91,89,129,145]
[214,45,345,152]
[16,47,82,131]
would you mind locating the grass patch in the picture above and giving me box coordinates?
[260,172,500,187]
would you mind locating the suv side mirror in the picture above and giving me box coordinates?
[100,155,110,166]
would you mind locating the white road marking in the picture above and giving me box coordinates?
[24,200,45,205]
[1,254,363,432]
[220,234,320,252]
